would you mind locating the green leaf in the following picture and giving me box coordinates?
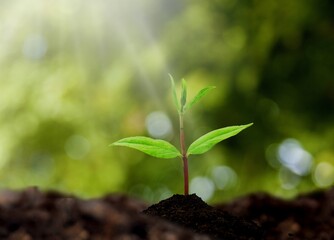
[185,86,216,111]
[169,74,180,112]
[110,136,181,159]
[180,78,187,111]
[187,123,253,156]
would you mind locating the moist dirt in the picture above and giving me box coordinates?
[0,186,333,239]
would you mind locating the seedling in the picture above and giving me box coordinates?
[110,75,253,195]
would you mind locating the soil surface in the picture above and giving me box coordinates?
[217,187,334,240]
[0,186,333,239]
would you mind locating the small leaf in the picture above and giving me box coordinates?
[111,136,181,159]
[180,79,187,111]
[169,74,180,112]
[185,86,216,111]
[187,123,253,156]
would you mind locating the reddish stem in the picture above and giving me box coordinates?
[179,113,189,195]
[182,155,189,195]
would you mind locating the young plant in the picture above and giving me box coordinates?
[110,75,253,195]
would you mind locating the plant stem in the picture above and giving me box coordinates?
[179,112,189,195]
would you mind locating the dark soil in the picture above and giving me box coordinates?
[0,186,333,239]
[143,194,263,239]
[216,187,334,240]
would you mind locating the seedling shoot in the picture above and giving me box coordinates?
[111,75,253,195]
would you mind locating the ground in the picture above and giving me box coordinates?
[0,186,333,239]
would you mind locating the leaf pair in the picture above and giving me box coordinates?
[110,123,253,159]
[169,74,215,113]
[111,75,253,196]
[111,76,253,161]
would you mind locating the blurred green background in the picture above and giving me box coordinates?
[1,0,333,203]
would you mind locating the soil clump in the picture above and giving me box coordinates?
[143,194,263,239]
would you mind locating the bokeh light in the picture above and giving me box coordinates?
[0,0,333,202]
[145,111,173,139]
[212,166,238,190]
[277,139,313,176]
[190,176,215,201]
[313,162,334,187]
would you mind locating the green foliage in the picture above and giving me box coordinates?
[187,124,253,156]
[169,74,181,112]
[180,79,187,111]
[170,75,216,113]
[111,137,181,159]
[185,86,216,111]
[112,77,252,194]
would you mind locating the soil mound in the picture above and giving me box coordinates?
[143,194,263,240]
